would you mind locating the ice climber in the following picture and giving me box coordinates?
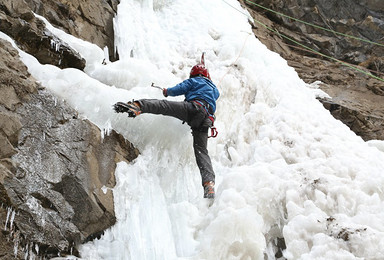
[113,54,220,199]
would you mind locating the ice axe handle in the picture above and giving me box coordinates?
[151,83,163,90]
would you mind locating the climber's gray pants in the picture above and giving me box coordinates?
[137,99,215,185]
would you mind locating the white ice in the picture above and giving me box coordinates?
[2,0,384,259]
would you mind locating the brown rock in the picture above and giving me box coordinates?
[0,85,21,110]
[0,133,17,159]
[240,0,384,141]
[25,0,119,60]
[0,111,22,145]
[0,7,86,70]
[0,40,38,104]
[0,36,138,259]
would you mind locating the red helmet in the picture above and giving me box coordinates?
[190,64,211,80]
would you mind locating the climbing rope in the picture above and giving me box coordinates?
[252,14,384,82]
[217,30,252,87]
[285,43,384,77]
[221,0,384,82]
[244,0,384,48]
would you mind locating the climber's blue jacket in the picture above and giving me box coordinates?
[167,77,220,113]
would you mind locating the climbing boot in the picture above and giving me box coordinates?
[113,101,141,118]
[203,181,215,199]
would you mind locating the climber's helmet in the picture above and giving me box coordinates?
[190,64,211,80]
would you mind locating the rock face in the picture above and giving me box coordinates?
[241,0,384,141]
[0,36,138,260]
[25,0,120,61]
[246,0,384,63]
[1,0,119,68]
[320,98,384,141]
[0,0,86,70]
[0,1,138,258]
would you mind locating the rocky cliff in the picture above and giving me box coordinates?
[240,0,384,141]
[0,0,140,259]
[24,0,119,61]
[0,38,139,258]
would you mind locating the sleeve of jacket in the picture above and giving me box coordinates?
[166,79,193,97]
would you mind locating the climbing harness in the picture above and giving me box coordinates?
[193,100,218,138]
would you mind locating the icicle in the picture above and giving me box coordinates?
[35,243,39,255]
[10,209,16,230]
[28,242,36,260]
[101,120,112,140]
[24,242,29,260]
[14,230,20,257]
[50,39,61,52]
[103,46,110,64]
[50,39,55,50]
[101,185,109,194]
[4,207,11,231]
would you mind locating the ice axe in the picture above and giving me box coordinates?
[201,52,205,66]
[151,82,168,97]
[151,82,164,90]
